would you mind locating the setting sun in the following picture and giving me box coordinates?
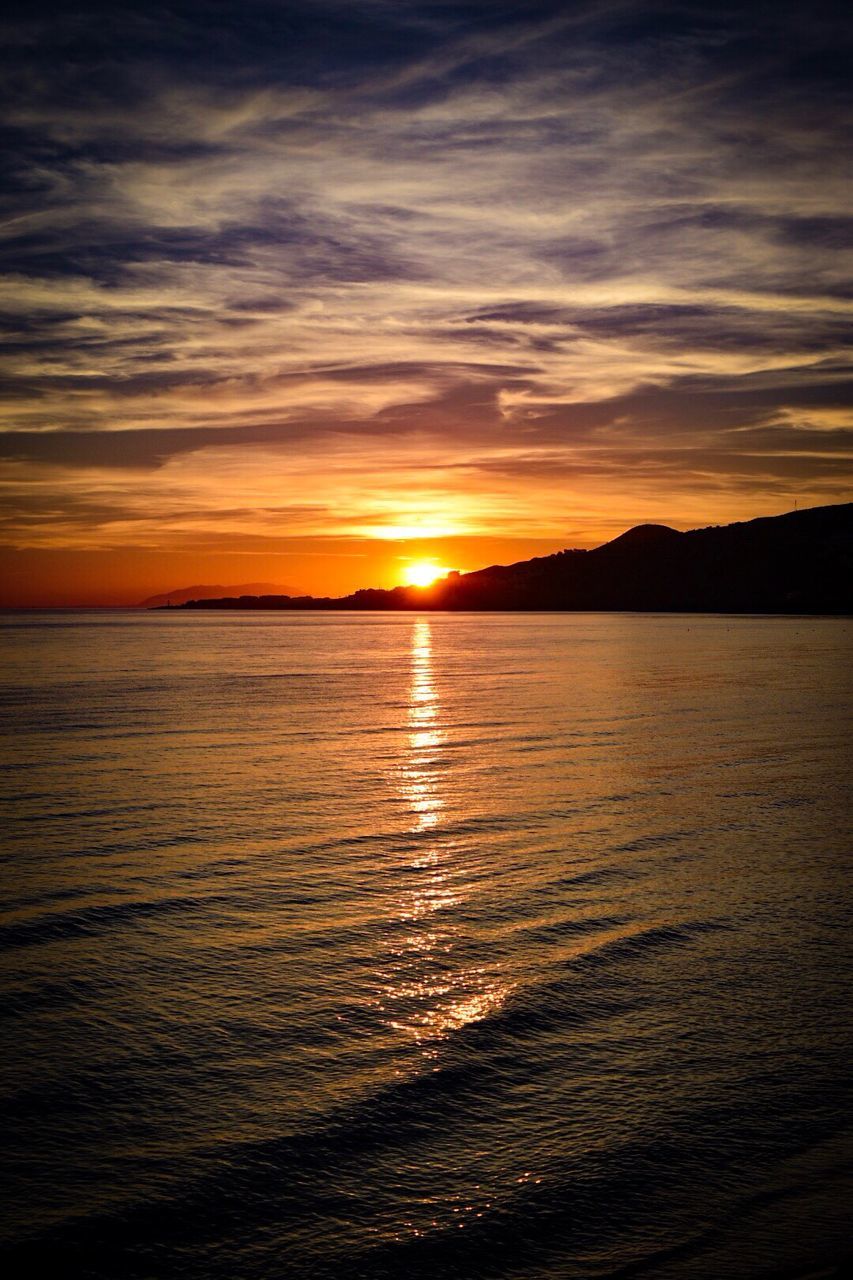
[402,560,452,588]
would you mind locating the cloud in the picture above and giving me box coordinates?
[0,0,851,557]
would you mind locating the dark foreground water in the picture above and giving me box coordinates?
[1,612,851,1279]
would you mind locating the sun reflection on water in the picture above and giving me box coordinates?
[379,620,512,1049]
[403,618,444,831]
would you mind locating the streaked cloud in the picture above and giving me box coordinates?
[0,0,850,594]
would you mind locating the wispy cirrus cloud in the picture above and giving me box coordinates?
[0,0,851,577]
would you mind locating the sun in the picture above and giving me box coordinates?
[402,560,451,588]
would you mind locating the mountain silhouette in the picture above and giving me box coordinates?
[164,503,852,614]
[139,583,299,607]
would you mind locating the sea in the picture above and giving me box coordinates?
[1,611,851,1279]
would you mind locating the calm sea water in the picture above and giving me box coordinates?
[1,611,851,1279]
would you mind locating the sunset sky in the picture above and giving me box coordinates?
[1,0,851,604]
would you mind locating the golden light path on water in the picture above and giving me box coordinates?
[404,618,444,832]
[387,619,512,1052]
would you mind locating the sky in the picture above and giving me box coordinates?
[1,0,851,603]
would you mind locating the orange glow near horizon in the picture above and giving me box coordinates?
[0,497,828,607]
[0,536,568,607]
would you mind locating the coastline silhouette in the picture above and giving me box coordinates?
[164,502,853,614]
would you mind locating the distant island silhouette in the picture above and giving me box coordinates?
[161,503,852,614]
[140,582,299,608]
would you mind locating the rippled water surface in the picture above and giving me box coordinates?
[2,611,852,1279]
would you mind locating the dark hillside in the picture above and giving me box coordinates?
[170,503,853,613]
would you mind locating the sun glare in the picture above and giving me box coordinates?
[402,561,451,588]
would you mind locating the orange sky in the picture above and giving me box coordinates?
[1,538,573,607]
[0,498,826,607]
[1,2,850,605]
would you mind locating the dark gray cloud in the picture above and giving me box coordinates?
[0,0,851,549]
